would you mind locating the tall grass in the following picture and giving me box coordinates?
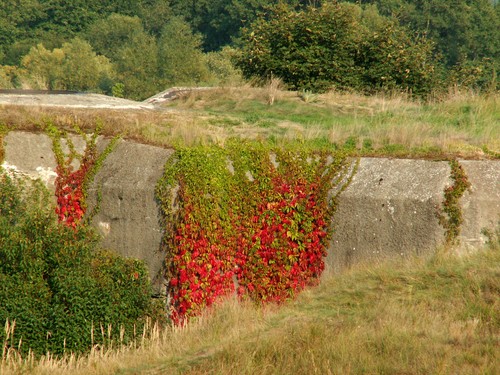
[1,88,498,156]
[3,235,498,374]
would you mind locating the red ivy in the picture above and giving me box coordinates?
[167,164,332,325]
[54,143,96,228]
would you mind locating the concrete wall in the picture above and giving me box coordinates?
[327,158,450,271]
[2,131,499,292]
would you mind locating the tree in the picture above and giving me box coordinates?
[157,17,209,85]
[84,14,161,99]
[138,0,173,36]
[169,0,305,51]
[0,0,45,64]
[350,0,499,68]
[113,31,160,100]
[20,38,114,91]
[84,14,145,61]
[237,2,438,95]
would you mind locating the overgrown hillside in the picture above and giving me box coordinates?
[2,232,498,374]
[2,87,499,159]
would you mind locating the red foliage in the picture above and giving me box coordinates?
[54,143,96,228]
[167,166,331,325]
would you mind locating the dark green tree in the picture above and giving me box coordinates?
[169,0,308,51]
[157,17,210,85]
[238,2,438,95]
[351,0,499,68]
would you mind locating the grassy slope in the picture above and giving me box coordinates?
[1,89,499,374]
[0,87,498,158]
[3,240,498,374]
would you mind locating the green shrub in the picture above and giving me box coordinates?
[0,170,161,356]
[19,38,114,92]
[237,2,439,96]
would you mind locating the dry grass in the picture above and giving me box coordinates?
[1,87,499,156]
[2,238,498,375]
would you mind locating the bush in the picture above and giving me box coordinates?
[0,170,161,356]
[20,38,114,92]
[237,2,439,96]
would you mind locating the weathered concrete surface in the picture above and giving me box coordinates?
[2,132,173,294]
[2,131,85,186]
[3,132,499,291]
[86,140,173,293]
[0,93,155,110]
[327,158,451,272]
[459,160,500,252]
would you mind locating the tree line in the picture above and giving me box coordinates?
[0,0,498,99]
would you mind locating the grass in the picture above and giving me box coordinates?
[1,86,498,373]
[0,87,498,158]
[2,236,498,374]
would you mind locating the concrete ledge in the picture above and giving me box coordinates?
[2,131,86,186]
[86,140,174,293]
[459,160,500,252]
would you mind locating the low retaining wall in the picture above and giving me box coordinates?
[3,131,499,293]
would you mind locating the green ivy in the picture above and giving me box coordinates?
[0,170,162,356]
[438,159,471,246]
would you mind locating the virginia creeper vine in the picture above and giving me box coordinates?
[46,124,118,228]
[438,159,471,246]
[156,141,350,324]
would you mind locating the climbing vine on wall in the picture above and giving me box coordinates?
[438,159,471,246]
[156,141,351,324]
[46,123,117,228]
[0,124,7,164]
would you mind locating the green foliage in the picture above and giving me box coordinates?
[205,47,244,85]
[157,17,210,86]
[438,160,471,246]
[0,1,45,58]
[351,0,500,91]
[448,57,499,93]
[237,2,438,96]
[113,31,159,100]
[20,38,114,92]
[1,0,497,97]
[0,65,22,89]
[0,171,160,356]
[84,14,145,63]
[84,14,159,99]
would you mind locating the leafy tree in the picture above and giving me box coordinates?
[20,38,114,91]
[157,17,209,86]
[237,2,438,95]
[351,0,499,68]
[84,14,145,61]
[138,0,174,36]
[38,0,104,35]
[169,0,305,51]
[19,43,65,89]
[113,31,160,100]
[84,14,160,99]
[0,0,45,64]
[0,0,44,47]
[205,47,244,85]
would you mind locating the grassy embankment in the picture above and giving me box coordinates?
[2,234,498,374]
[1,88,498,373]
[0,87,498,158]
